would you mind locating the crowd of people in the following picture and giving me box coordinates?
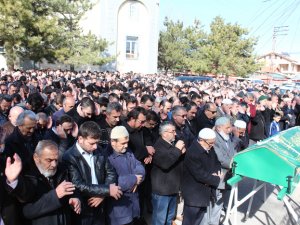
[0,68,299,225]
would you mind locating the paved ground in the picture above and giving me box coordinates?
[146,177,300,225]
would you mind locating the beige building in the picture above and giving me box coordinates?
[257,52,300,75]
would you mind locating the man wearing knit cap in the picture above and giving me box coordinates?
[182,128,222,225]
[233,120,249,151]
[107,126,145,225]
[200,117,239,225]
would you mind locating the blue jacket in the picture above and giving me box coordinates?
[269,121,280,137]
[107,145,145,225]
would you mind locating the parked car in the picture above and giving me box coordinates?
[175,75,213,82]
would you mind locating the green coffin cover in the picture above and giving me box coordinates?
[232,127,300,193]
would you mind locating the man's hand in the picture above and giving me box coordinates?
[144,155,152,164]
[212,171,224,180]
[5,153,22,183]
[109,183,123,200]
[71,122,78,138]
[146,146,155,156]
[56,125,67,139]
[87,197,104,208]
[69,198,81,214]
[135,175,143,185]
[175,140,185,152]
[56,181,75,199]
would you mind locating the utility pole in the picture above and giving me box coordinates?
[271,26,288,72]
[272,26,288,53]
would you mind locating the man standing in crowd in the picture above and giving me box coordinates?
[98,102,122,149]
[0,95,12,125]
[63,121,122,225]
[201,117,238,225]
[151,122,185,225]
[107,126,145,225]
[196,102,217,132]
[182,128,222,225]
[184,102,198,136]
[2,105,24,135]
[171,106,194,148]
[43,115,77,160]
[67,97,96,127]
[22,140,81,225]
[52,96,75,123]
[232,120,249,151]
[3,110,40,170]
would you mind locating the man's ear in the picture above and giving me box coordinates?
[33,153,39,164]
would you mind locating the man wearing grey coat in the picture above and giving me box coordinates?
[200,117,239,225]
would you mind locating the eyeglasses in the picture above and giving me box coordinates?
[165,130,176,134]
[203,139,215,146]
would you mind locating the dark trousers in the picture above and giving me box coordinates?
[182,205,206,225]
[74,207,105,225]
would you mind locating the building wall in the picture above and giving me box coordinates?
[80,0,160,74]
[258,53,299,74]
[2,0,160,73]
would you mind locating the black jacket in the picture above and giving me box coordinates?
[172,119,194,149]
[151,137,183,195]
[22,163,73,225]
[62,144,117,216]
[0,175,30,225]
[122,122,148,162]
[43,129,75,161]
[249,110,266,141]
[182,140,221,207]
[3,127,40,172]
[196,109,215,134]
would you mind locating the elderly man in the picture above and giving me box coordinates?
[200,117,239,225]
[151,122,185,225]
[182,128,222,225]
[22,140,81,225]
[216,99,233,120]
[107,126,145,225]
[3,110,40,170]
[232,120,249,152]
[63,121,122,225]
[2,106,24,136]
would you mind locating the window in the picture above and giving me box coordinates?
[280,64,288,71]
[126,36,138,59]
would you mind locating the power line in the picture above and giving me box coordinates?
[249,0,289,35]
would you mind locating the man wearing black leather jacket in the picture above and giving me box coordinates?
[63,121,122,225]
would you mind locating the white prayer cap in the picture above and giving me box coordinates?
[198,128,216,140]
[222,99,233,105]
[111,126,129,139]
[234,120,247,129]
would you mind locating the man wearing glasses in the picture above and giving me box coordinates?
[171,106,194,148]
[196,102,217,133]
[151,122,185,225]
[182,128,223,225]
